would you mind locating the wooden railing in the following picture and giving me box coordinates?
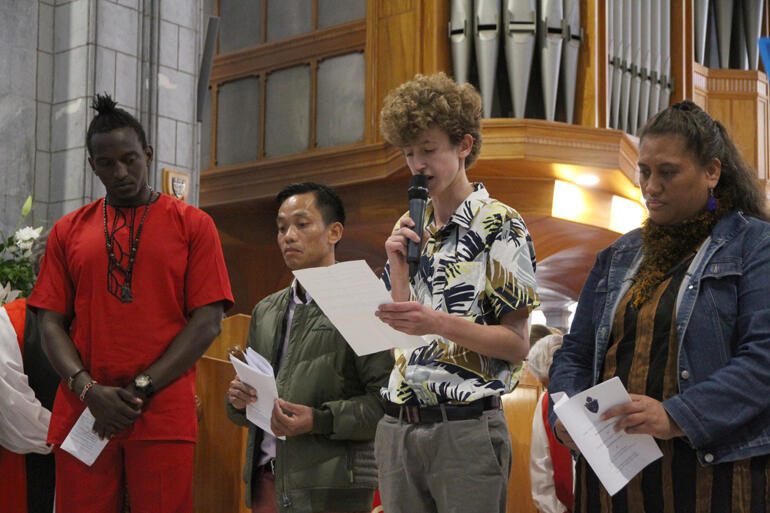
[193,314,251,513]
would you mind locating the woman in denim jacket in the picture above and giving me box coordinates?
[549,101,770,512]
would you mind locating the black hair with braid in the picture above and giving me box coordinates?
[640,100,769,221]
[86,93,149,156]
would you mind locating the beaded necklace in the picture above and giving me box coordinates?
[103,188,155,303]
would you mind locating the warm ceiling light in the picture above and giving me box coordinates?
[574,174,600,186]
[552,180,588,222]
[610,195,646,233]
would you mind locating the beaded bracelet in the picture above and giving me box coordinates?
[66,368,87,391]
[79,380,98,402]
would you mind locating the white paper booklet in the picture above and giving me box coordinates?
[230,348,285,440]
[292,260,427,356]
[552,376,663,496]
[60,407,109,466]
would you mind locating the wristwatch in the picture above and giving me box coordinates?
[133,373,155,398]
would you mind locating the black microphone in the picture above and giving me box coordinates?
[407,174,429,280]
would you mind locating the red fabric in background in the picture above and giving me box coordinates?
[4,298,26,341]
[0,298,28,513]
[542,391,574,512]
[371,489,383,512]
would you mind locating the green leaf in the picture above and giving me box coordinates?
[21,195,32,218]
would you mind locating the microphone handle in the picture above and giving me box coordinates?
[407,197,426,279]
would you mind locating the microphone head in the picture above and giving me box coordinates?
[408,174,429,200]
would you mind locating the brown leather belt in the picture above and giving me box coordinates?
[384,396,501,424]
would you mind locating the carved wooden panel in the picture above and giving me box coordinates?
[671,0,693,103]
[210,20,366,84]
[378,0,415,18]
[502,369,542,513]
[193,356,250,513]
[578,0,603,127]
[200,142,404,208]
[419,0,451,76]
[375,9,419,133]
[693,63,770,180]
[204,314,250,360]
[477,119,641,200]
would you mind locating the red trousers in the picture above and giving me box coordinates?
[55,439,194,513]
[0,448,27,513]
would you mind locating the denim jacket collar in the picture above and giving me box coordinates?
[594,210,748,383]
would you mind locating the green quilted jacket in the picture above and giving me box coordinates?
[225,286,393,512]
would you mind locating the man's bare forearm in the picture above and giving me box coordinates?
[139,302,224,391]
[39,309,86,382]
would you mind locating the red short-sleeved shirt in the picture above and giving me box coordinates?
[28,194,234,444]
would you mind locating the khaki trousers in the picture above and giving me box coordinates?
[374,408,511,513]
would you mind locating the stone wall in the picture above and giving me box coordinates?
[0,1,38,236]
[0,0,203,235]
[156,0,202,204]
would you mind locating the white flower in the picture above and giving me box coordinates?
[14,226,42,250]
[0,282,21,306]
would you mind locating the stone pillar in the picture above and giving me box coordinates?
[154,0,201,204]
[43,0,147,222]
[6,0,204,234]
[0,0,38,235]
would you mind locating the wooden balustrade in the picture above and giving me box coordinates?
[193,315,251,513]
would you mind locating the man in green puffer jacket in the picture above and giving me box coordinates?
[226,182,393,513]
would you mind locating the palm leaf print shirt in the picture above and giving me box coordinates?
[381,183,540,406]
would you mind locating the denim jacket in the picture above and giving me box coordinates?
[549,210,770,465]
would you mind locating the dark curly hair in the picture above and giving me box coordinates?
[640,100,768,221]
[379,73,483,169]
[86,93,149,155]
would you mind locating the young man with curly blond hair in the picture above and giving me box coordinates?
[374,73,540,512]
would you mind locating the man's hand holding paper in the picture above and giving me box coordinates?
[229,349,285,440]
[227,376,257,410]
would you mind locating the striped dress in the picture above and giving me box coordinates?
[575,257,770,513]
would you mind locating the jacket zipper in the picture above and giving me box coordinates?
[278,300,303,510]
[347,445,354,483]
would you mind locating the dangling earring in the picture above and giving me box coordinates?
[707,188,717,212]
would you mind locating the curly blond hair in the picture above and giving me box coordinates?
[379,73,483,169]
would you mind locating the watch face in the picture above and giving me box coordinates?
[135,375,150,388]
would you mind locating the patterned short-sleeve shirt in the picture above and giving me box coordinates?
[381,183,540,406]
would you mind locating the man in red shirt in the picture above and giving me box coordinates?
[28,94,234,513]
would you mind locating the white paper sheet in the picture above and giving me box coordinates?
[60,407,109,466]
[292,260,427,355]
[244,347,274,375]
[229,353,285,440]
[552,377,663,496]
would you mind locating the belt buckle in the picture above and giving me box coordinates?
[405,406,420,424]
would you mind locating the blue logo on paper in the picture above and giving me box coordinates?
[584,396,599,414]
